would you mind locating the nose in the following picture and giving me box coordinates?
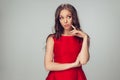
[64,18,67,23]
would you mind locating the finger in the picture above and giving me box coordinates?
[71,25,76,30]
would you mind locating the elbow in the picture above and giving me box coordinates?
[44,60,54,71]
[80,60,88,65]
[44,64,51,71]
[80,54,90,65]
[80,58,89,65]
[44,62,52,71]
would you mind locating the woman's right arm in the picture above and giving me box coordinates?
[44,36,81,71]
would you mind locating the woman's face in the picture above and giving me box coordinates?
[59,9,73,31]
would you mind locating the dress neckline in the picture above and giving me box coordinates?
[61,35,74,37]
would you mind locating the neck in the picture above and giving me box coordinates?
[62,30,72,36]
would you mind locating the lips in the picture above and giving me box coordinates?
[64,24,70,27]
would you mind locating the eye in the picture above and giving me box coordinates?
[67,16,72,19]
[59,16,64,20]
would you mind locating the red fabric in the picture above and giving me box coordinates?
[46,36,87,80]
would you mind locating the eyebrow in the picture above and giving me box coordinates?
[59,14,72,17]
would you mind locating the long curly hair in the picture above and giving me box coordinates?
[53,3,82,39]
[46,3,82,41]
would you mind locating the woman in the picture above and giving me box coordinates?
[44,3,90,80]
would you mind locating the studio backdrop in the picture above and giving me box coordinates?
[0,0,120,80]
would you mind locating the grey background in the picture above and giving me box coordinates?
[0,0,120,80]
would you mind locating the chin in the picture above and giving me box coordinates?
[64,28,71,31]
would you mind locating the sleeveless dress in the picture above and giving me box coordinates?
[46,35,87,80]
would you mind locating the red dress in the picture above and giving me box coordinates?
[46,35,87,80]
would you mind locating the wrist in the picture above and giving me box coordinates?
[83,34,89,40]
[83,35,88,39]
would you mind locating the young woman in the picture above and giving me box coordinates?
[44,3,90,80]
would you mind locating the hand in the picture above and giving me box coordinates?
[73,57,81,67]
[70,25,88,39]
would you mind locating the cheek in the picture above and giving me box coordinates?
[69,19,72,24]
[59,20,64,25]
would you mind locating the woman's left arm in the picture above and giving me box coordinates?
[77,35,90,65]
[71,25,90,65]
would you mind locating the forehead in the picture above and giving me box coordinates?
[59,9,72,16]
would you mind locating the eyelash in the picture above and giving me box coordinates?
[59,16,72,20]
[67,16,72,19]
[59,17,63,20]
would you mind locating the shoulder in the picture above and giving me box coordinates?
[46,34,55,43]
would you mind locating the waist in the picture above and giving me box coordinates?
[54,55,77,63]
[50,66,83,73]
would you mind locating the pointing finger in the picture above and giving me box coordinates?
[71,25,76,30]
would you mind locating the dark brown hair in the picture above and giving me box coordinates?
[47,3,82,40]
[54,3,82,39]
